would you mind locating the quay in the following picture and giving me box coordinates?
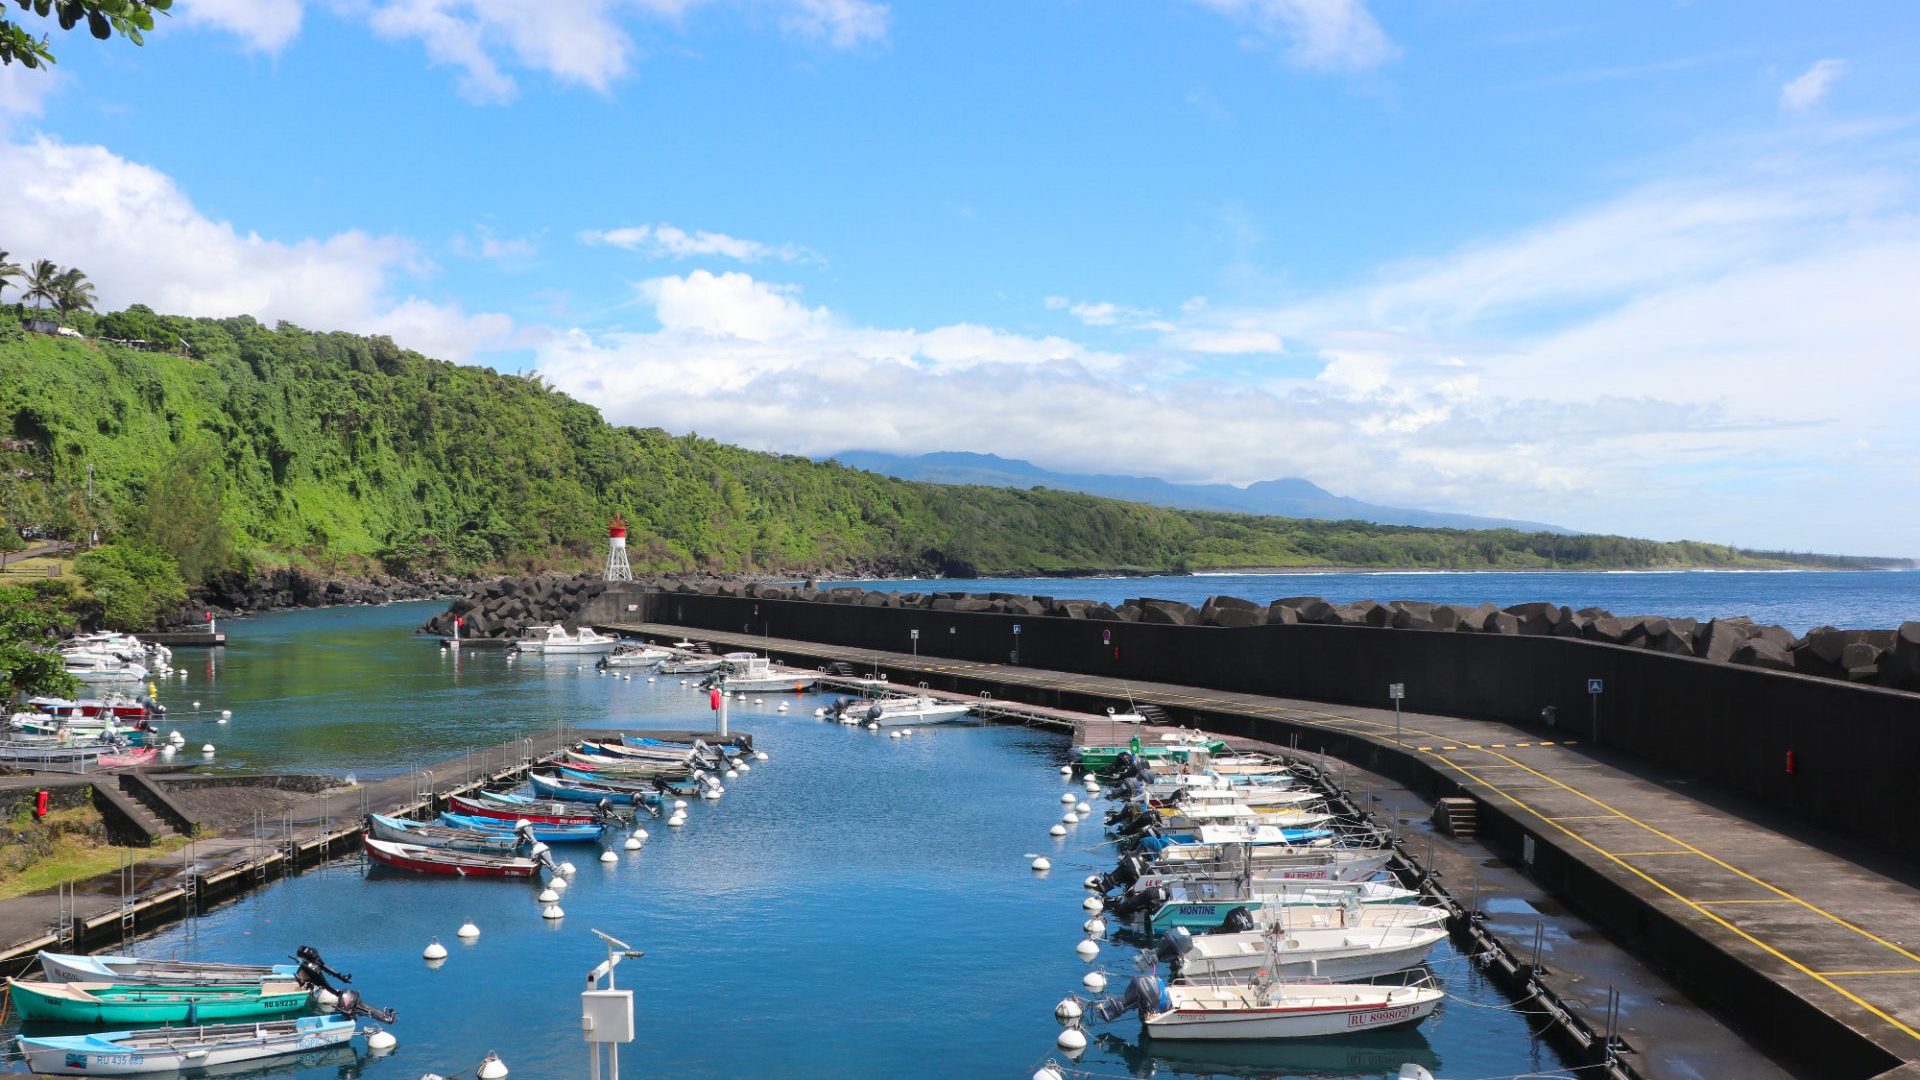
[0,727,744,978]
[610,618,1920,1079]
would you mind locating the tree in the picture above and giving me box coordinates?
[53,267,95,322]
[130,440,230,583]
[0,580,79,699]
[22,258,59,317]
[0,521,22,566]
[75,543,186,631]
[0,250,20,303]
[1,1,172,70]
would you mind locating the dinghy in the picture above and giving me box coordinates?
[36,951,309,987]
[449,793,609,825]
[5,977,314,1024]
[1156,923,1448,982]
[362,835,543,877]
[16,1015,358,1076]
[438,811,603,843]
[1092,973,1444,1040]
[366,813,525,854]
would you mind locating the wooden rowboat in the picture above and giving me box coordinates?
[16,1016,358,1076]
[5,977,313,1024]
[362,834,542,877]
[447,793,604,826]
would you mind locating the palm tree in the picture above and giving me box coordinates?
[54,268,96,323]
[22,259,61,317]
[0,251,20,304]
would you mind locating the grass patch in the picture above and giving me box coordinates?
[0,805,192,900]
[0,555,73,581]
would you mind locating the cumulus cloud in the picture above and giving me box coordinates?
[0,135,513,362]
[1190,0,1398,71]
[579,224,808,262]
[181,0,305,52]
[1780,58,1846,113]
[451,226,542,263]
[0,63,59,121]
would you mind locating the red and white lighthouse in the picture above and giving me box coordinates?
[604,513,633,582]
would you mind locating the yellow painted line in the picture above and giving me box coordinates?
[1538,740,1556,746]
[1490,744,1507,748]
[1442,746,1458,751]
[1615,850,1697,857]
[1424,747,1920,1044]
[1515,742,1532,747]
[1695,899,1797,906]
[1546,815,1625,822]
[1417,746,1433,752]
[1818,970,1920,977]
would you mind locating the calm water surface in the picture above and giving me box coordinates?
[836,570,1920,634]
[6,603,1572,1079]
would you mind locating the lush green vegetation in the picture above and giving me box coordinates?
[0,578,79,698]
[0,1,171,71]
[75,543,186,630]
[0,306,1876,603]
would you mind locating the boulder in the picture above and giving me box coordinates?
[1006,599,1048,617]
[1504,602,1560,635]
[1731,638,1795,672]
[952,598,993,613]
[1114,604,1142,622]
[827,588,864,605]
[1088,603,1120,621]
[1389,601,1437,630]
[930,597,957,611]
[1883,621,1920,690]
[1051,601,1091,619]
[1695,618,1758,663]
[1841,641,1885,683]
[1428,605,1463,631]
[1485,611,1520,635]
[1139,600,1199,626]
[860,592,889,607]
[1551,607,1585,638]
[1273,596,1332,623]
[1265,603,1300,625]
[1207,605,1265,628]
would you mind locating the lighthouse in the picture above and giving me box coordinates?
[604,513,634,582]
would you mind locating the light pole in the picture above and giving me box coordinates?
[1389,683,1405,746]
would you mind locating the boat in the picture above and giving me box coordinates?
[1109,880,1422,932]
[713,653,818,693]
[438,812,604,843]
[447,793,608,826]
[528,772,653,806]
[99,746,159,768]
[1077,742,1229,771]
[830,694,974,726]
[600,642,670,669]
[1093,973,1444,1040]
[26,693,163,722]
[362,835,544,877]
[0,739,110,771]
[513,623,619,656]
[36,951,308,987]
[659,655,725,674]
[366,813,525,854]
[16,1016,358,1076]
[5,977,314,1024]
[1156,923,1448,982]
[62,653,150,684]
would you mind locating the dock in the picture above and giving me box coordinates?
[612,620,1920,1079]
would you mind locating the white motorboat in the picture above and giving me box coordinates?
[660,655,726,674]
[601,643,670,668]
[835,694,973,726]
[1157,923,1448,982]
[514,624,619,655]
[1156,803,1330,830]
[1095,973,1443,1040]
[716,653,818,693]
[62,653,149,684]
[1133,848,1395,885]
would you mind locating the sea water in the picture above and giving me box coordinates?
[5,602,1571,1079]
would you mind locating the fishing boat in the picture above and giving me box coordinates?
[1156,923,1448,982]
[565,750,690,776]
[0,739,110,771]
[659,654,726,674]
[1112,880,1421,932]
[447,793,607,826]
[37,952,302,987]
[1154,804,1332,831]
[15,1016,359,1076]
[1077,742,1229,771]
[362,835,543,877]
[714,653,818,693]
[600,642,670,669]
[830,694,974,726]
[528,772,653,806]
[62,653,150,684]
[1093,973,1444,1040]
[513,623,619,656]
[5,978,314,1024]
[366,813,525,854]
[438,811,604,843]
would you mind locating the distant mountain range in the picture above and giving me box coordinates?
[826,451,1574,534]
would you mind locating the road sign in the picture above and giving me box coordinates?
[910,629,919,640]
[1588,679,1604,695]
[1388,683,1405,700]
[1013,624,1022,635]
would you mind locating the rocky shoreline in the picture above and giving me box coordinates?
[153,566,473,629]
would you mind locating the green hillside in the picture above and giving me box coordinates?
[0,308,1867,583]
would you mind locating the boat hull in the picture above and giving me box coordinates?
[1143,989,1441,1040]
[36,953,295,987]
[362,835,539,877]
[438,812,603,843]
[448,794,601,826]
[18,1017,356,1076]
[6,980,313,1025]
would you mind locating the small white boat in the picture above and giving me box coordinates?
[63,653,149,683]
[16,1016,358,1075]
[514,624,619,656]
[601,643,670,668]
[716,653,818,693]
[1157,802,1327,830]
[1133,848,1395,886]
[660,656,726,674]
[1096,974,1444,1040]
[836,694,973,726]
[1158,923,1448,982]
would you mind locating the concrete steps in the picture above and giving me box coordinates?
[1433,796,1478,841]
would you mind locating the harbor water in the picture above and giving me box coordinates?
[8,602,1572,1078]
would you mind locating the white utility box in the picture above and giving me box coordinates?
[581,989,635,1043]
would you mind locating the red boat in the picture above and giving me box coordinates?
[446,794,602,827]
[362,835,542,877]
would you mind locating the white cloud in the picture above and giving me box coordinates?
[0,63,59,121]
[778,0,888,48]
[452,226,541,263]
[182,0,304,52]
[579,223,808,262]
[0,135,513,361]
[1045,295,1165,329]
[1191,0,1397,71]
[1781,58,1846,113]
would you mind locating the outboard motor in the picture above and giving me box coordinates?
[1107,884,1170,921]
[1095,854,1151,895]
[297,962,396,1024]
[293,946,352,984]
[330,987,399,1026]
[865,705,884,722]
[594,797,616,822]
[1091,976,1168,1023]
[1154,927,1197,975]
[1206,905,1257,935]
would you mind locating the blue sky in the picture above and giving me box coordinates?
[2,1,1918,555]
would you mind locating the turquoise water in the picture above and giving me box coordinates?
[835,569,1920,634]
[7,603,1572,1079]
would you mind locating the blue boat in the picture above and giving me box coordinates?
[623,734,740,758]
[439,811,604,843]
[1134,827,1333,853]
[529,771,646,806]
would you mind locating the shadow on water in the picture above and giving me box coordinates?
[1089,1029,1440,1078]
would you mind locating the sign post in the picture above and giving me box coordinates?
[910,628,919,660]
[1388,683,1405,746]
[710,686,728,738]
[1011,624,1022,666]
[1587,678,1604,745]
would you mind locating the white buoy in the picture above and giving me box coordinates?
[776,703,788,711]
[192,701,200,709]
[814,708,826,717]
[1084,875,1102,890]
[477,1053,510,1080]
[1056,1028,1087,1052]
[737,763,750,773]
[457,921,480,939]
[1077,802,1091,815]
[646,676,655,683]
[702,786,721,799]
[724,769,738,779]
[537,888,559,903]
[623,836,642,851]
[541,903,564,920]
[1084,917,1106,936]
[1074,939,1099,959]
[755,751,768,761]
[1082,896,1103,913]
[623,674,632,681]
[1059,765,1073,776]
[1082,971,1107,992]
[170,731,184,744]
[220,709,231,719]
[527,842,550,861]
[599,850,618,864]
[903,728,913,736]
[668,813,686,827]
[867,722,880,731]
[755,698,765,705]
[560,861,577,876]
[889,731,902,740]
[549,876,569,892]
[1062,812,1079,824]
[1031,856,1051,871]
[422,939,448,960]
[1054,997,1083,1020]
[632,828,648,841]
[160,744,176,758]
[1049,824,1068,837]
[367,1029,397,1052]
[1060,792,1078,805]
[216,716,228,725]
[201,744,215,756]
[673,800,688,810]
[1083,778,1099,791]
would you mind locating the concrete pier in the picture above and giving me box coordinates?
[612,619,1920,1079]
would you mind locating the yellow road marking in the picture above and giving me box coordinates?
[1819,970,1920,977]
[1615,851,1696,857]
[1546,815,1624,822]
[1695,899,1797,906]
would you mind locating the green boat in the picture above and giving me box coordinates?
[1074,738,1228,769]
[4,977,313,1025]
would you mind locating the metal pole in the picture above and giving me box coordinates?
[717,689,729,738]
[1394,697,1402,747]
[1591,693,1600,746]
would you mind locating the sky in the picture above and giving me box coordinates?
[1,1,1918,556]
